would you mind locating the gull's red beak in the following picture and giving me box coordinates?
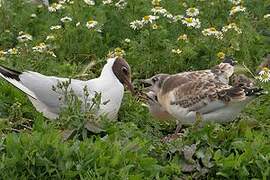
[124,78,135,95]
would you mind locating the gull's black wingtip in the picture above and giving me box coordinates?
[0,65,22,81]
[244,87,266,96]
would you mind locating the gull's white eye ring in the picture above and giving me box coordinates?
[122,67,128,75]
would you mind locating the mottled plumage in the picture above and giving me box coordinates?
[142,59,264,126]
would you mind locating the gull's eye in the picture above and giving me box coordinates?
[122,67,128,75]
[152,77,158,83]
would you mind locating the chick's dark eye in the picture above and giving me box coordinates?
[152,77,158,83]
[122,67,128,75]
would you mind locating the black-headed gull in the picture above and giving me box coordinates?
[0,57,135,120]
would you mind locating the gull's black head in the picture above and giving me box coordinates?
[112,57,135,95]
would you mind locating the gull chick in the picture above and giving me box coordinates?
[0,57,134,120]
[141,59,264,128]
[141,58,237,121]
[143,73,263,127]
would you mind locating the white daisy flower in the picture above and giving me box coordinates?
[256,67,270,82]
[228,0,242,5]
[7,48,19,55]
[151,7,174,21]
[31,13,37,18]
[84,0,95,6]
[17,31,33,42]
[151,7,168,15]
[107,47,125,58]
[0,50,7,56]
[48,3,64,12]
[60,16,72,23]
[48,51,57,58]
[202,27,223,39]
[130,20,143,30]
[86,20,98,29]
[164,13,173,19]
[264,14,270,19]
[142,15,159,24]
[182,2,187,8]
[177,34,188,41]
[186,7,199,17]
[102,0,113,5]
[151,0,161,6]
[46,35,55,41]
[32,43,48,53]
[222,23,242,34]
[229,5,246,16]
[171,48,182,55]
[130,15,159,30]
[124,38,131,43]
[50,25,62,30]
[58,0,66,4]
[115,0,127,9]
[181,17,201,29]
[59,0,73,4]
[173,15,184,22]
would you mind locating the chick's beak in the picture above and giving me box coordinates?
[139,79,152,87]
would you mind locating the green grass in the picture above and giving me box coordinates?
[0,0,270,179]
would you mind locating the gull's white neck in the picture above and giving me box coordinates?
[99,58,117,80]
[96,58,124,119]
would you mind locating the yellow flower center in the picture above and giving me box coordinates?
[209,27,217,32]
[262,67,269,72]
[185,18,193,23]
[10,48,18,54]
[52,3,57,8]
[178,34,188,41]
[88,20,94,24]
[152,24,158,29]
[115,47,122,52]
[189,8,195,13]
[152,0,160,6]
[0,50,4,56]
[217,52,225,59]
[143,16,150,21]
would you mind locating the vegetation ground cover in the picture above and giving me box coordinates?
[0,0,270,179]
